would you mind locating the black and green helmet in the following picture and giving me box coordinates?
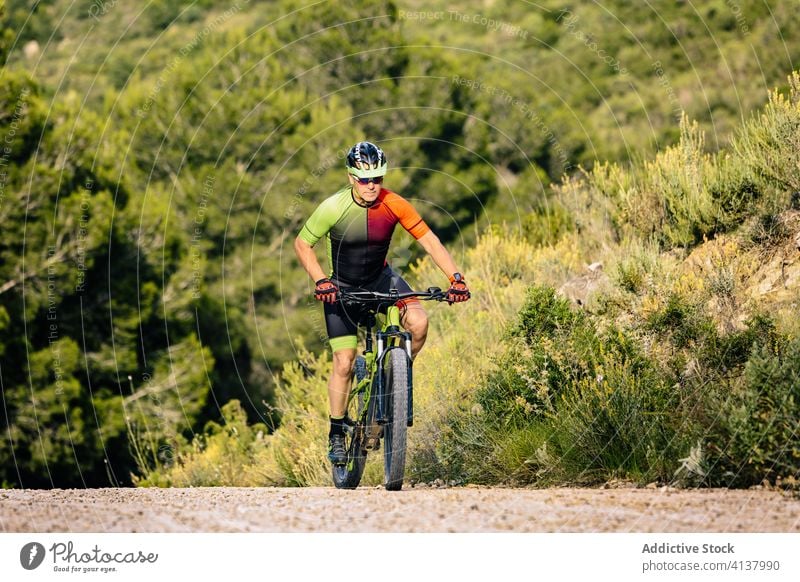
[346,141,387,178]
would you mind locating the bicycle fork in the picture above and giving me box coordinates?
[405,333,414,427]
[374,330,414,428]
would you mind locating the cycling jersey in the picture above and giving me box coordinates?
[298,187,431,285]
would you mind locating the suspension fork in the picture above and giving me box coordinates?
[375,330,387,424]
[362,313,377,424]
[390,305,414,427]
[405,330,413,427]
[375,306,414,425]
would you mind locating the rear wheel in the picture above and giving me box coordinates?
[383,348,410,491]
[332,356,368,489]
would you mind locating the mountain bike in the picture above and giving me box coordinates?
[331,286,447,491]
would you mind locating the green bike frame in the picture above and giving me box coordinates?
[349,304,413,435]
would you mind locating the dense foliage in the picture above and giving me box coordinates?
[412,73,800,489]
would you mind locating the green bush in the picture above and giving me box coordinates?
[450,281,690,486]
[706,337,800,487]
[612,238,661,294]
[699,314,778,372]
[733,71,800,194]
[646,293,714,348]
[3,0,800,490]
[643,116,719,247]
[746,209,793,249]
[549,356,685,484]
[477,286,589,424]
[522,200,575,248]
[511,285,583,342]
[710,154,763,229]
[135,400,271,487]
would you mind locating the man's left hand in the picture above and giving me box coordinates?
[446,273,470,304]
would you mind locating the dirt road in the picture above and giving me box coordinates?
[1,487,797,533]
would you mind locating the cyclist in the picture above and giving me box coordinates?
[294,141,470,465]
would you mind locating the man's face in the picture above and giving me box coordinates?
[348,172,382,205]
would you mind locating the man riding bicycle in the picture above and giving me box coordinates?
[294,141,471,465]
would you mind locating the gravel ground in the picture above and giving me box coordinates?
[1,487,798,533]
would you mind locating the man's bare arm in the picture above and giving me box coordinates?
[294,236,327,282]
[416,231,461,279]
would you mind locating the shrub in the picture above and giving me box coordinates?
[646,293,714,348]
[548,356,686,484]
[733,71,800,195]
[706,337,800,487]
[746,209,793,249]
[511,285,582,342]
[612,237,661,294]
[522,200,575,247]
[453,320,692,486]
[558,71,800,250]
[640,115,718,247]
[477,286,591,424]
[134,400,274,487]
[459,280,688,485]
[710,153,763,229]
[699,314,778,372]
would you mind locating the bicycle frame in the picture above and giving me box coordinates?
[349,304,414,430]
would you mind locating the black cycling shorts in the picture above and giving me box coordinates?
[325,265,416,352]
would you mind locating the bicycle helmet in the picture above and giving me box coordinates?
[345,141,388,178]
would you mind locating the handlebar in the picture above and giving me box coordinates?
[337,286,448,306]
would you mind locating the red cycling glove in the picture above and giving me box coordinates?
[314,278,338,303]
[446,273,470,304]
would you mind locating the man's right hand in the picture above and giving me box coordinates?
[314,278,338,303]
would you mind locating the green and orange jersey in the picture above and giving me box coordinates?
[298,186,431,285]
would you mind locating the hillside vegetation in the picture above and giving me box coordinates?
[1,0,798,487]
[138,73,800,488]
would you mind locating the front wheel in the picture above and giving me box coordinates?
[332,356,368,489]
[383,348,410,491]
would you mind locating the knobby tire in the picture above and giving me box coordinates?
[331,356,368,489]
[383,348,409,491]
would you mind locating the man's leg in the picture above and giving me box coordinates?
[400,301,428,360]
[324,296,359,464]
[379,266,429,360]
[328,343,357,417]
[325,340,356,464]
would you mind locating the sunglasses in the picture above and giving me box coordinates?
[350,174,383,185]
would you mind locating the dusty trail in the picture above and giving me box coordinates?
[1,487,798,533]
